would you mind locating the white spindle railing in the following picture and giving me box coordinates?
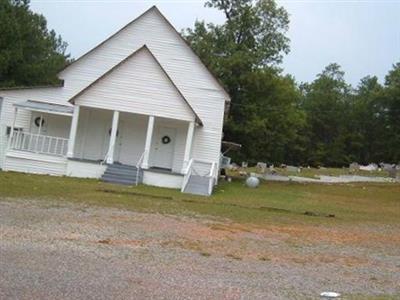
[9,131,68,157]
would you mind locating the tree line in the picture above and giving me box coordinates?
[0,0,69,87]
[1,0,399,166]
[184,0,400,166]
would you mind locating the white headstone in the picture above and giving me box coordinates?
[246,176,260,188]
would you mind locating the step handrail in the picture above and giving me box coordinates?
[101,142,114,165]
[181,159,194,192]
[135,150,146,186]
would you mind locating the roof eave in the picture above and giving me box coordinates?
[0,80,64,91]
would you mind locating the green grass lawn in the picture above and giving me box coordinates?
[0,171,399,225]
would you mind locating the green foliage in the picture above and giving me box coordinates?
[227,70,307,164]
[0,0,398,165]
[185,0,399,166]
[0,0,69,87]
[184,0,305,165]
[301,63,353,166]
[382,63,400,162]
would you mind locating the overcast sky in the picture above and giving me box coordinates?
[30,0,400,86]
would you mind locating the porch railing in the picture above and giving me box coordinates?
[9,131,69,157]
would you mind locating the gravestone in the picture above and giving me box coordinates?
[256,162,267,173]
[349,162,359,173]
[380,163,393,171]
[388,167,398,179]
[286,165,300,173]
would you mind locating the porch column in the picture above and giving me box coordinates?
[182,121,195,173]
[7,107,18,149]
[106,110,120,164]
[141,115,155,169]
[34,114,44,153]
[67,105,80,158]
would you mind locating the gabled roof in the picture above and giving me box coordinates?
[60,6,230,101]
[69,45,203,125]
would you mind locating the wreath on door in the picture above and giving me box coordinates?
[161,135,171,144]
[34,117,45,127]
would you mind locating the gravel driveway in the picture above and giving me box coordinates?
[0,198,399,299]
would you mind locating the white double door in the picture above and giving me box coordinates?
[150,126,176,170]
[114,121,176,170]
[113,119,144,166]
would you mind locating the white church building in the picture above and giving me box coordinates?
[0,6,230,196]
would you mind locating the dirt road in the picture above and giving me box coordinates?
[0,199,399,299]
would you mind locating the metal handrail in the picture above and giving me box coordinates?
[101,142,115,165]
[135,150,146,186]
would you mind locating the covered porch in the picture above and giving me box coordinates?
[7,100,72,157]
[6,101,196,176]
[4,100,73,176]
[67,106,196,176]
[5,102,215,193]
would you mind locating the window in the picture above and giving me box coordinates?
[6,127,23,136]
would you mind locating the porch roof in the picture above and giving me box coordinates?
[14,100,73,116]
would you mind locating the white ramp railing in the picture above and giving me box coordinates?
[208,162,218,195]
[9,131,68,157]
[181,159,218,195]
[181,159,194,192]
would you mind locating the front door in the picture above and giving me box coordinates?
[151,127,176,170]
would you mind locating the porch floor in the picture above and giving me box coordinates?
[68,157,103,164]
[147,167,183,176]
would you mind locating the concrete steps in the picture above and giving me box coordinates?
[101,163,142,185]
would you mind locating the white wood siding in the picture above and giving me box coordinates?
[66,160,106,178]
[4,150,67,176]
[58,8,226,165]
[142,170,183,189]
[73,108,188,172]
[0,7,228,171]
[29,112,71,138]
[0,95,32,168]
[73,48,194,122]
